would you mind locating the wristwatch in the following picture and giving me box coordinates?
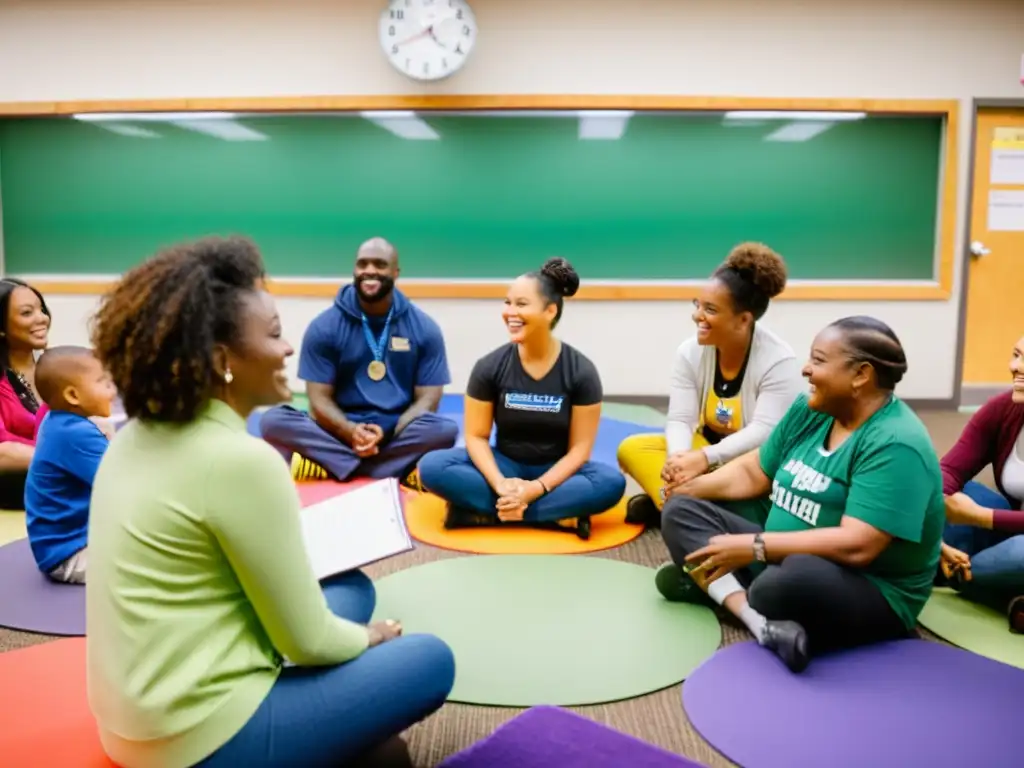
[752,533,767,563]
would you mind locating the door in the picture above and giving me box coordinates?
[962,108,1024,385]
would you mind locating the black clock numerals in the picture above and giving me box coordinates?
[386,1,473,77]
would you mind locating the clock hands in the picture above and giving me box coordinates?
[396,26,434,46]
[381,0,474,81]
[407,4,460,46]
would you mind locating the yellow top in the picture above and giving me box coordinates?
[700,388,743,442]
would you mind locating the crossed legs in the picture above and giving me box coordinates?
[659,495,909,671]
[196,570,455,766]
[260,406,459,482]
[418,447,625,532]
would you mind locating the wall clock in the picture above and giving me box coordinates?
[379,0,478,81]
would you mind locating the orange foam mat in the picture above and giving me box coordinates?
[405,492,642,554]
[0,638,114,766]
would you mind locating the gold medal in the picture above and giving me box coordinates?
[367,360,387,381]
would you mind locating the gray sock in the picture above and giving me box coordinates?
[706,574,767,642]
[739,603,768,643]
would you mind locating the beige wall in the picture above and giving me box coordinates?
[2,0,1023,400]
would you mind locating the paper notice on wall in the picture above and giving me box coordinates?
[988,190,1024,232]
[991,128,1024,184]
[993,127,1024,148]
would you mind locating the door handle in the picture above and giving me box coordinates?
[970,240,991,258]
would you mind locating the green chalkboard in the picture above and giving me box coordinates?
[0,110,943,280]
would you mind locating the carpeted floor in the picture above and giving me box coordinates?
[0,409,977,767]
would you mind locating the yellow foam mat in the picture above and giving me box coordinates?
[0,511,27,545]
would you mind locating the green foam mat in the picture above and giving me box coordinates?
[918,587,1024,670]
[371,555,721,707]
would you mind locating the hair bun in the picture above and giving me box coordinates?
[539,257,580,298]
[723,242,788,300]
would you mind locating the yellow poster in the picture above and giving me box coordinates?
[993,127,1024,150]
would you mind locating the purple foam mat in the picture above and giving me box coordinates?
[684,639,1024,768]
[438,705,705,768]
[0,539,85,636]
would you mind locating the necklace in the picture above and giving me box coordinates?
[11,369,38,411]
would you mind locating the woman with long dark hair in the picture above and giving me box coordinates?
[0,278,51,509]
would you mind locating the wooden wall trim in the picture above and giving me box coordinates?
[0,94,959,116]
[22,278,949,301]
[0,94,960,302]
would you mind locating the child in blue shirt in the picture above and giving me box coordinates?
[25,346,117,584]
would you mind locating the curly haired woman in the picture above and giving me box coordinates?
[85,236,454,768]
[617,243,804,528]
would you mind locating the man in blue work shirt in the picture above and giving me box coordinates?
[260,237,459,485]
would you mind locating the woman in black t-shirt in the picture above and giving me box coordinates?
[417,258,626,539]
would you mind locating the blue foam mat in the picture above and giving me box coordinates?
[247,393,654,467]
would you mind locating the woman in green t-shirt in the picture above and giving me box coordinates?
[655,316,945,673]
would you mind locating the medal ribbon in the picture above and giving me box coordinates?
[361,306,394,364]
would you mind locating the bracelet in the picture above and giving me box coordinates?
[537,479,550,495]
[752,533,767,563]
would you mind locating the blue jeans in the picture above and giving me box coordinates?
[418,446,626,522]
[260,406,459,481]
[197,571,455,767]
[943,481,1024,607]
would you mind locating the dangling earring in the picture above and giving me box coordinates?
[224,368,234,385]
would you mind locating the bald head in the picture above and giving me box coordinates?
[36,345,114,417]
[353,236,400,306]
[357,237,398,263]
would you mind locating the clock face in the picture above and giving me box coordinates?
[379,0,478,82]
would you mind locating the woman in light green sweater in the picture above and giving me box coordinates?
[86,237,455,768]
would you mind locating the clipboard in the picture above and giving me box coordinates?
[299,477,413,579]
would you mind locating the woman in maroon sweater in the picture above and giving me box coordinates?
[0,279,51,510]
[939,336,1024,631]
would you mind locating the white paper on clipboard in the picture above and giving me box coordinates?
[299,478,412,579]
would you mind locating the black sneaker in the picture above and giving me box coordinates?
[529,517,592,540]
[1008,596,1024,634]
[625,493,660,528]
[760,620,810,673]
[443,505,498,530]
[654,562,713,606]
[552,516,591,540]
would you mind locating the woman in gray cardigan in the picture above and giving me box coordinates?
[617,243,803,528]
